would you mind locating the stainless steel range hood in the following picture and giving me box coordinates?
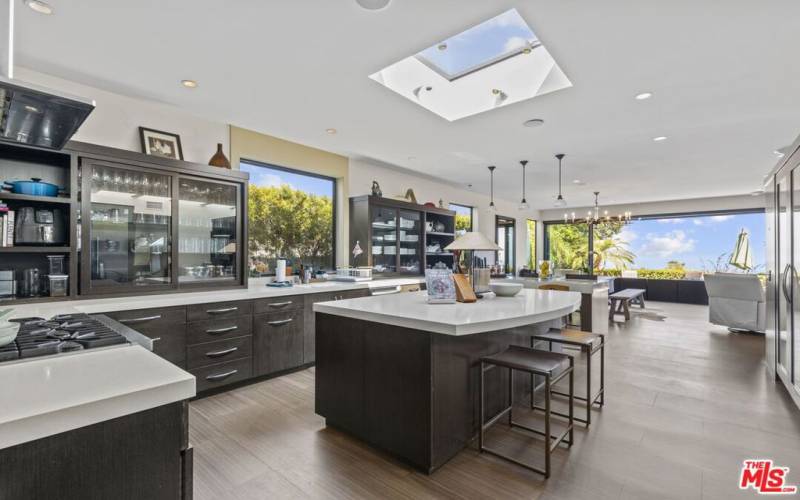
[0,0,95,150]
[0,75,95,150]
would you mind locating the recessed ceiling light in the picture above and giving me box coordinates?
[181,80,198,88]
[653,136,668,142]
[437,44,448,51]
[355,0,391,10]
[325,128,337,135]
[634,92,653,100]
[25,0,53,15]
[572,179,585,185]
[523,118,544,128]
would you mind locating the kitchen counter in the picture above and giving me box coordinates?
[7,277,425,319]
[0,344,195,449]
[314,288,581,335]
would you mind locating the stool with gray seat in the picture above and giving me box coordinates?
[532,328,605,426]
[479,345,574,478]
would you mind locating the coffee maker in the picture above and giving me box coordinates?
[14,207,67,245]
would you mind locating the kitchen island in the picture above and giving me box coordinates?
[313,289,581,473]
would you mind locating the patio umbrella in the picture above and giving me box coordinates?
[729,228,752,271]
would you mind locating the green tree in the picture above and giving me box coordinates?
[548,223,590,271]
[455,214,471,233]
[592,237,635,271]
[248,184,333,272]
[527,219,537,269]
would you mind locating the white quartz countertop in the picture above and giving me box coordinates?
[507,277,611,294]
[313,289,581,336]
[6,277,424,319]
[0,345,195,449]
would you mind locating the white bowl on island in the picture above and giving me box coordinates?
[489,282,523,297]
[0,321,20,347]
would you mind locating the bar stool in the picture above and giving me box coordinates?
[539,283,580,327]
[531,328,605,426]
[479,345,574,478]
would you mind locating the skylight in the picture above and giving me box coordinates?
[369,9,572,121]
[416,9,539,81]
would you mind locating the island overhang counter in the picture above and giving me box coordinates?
[313,289,581,473]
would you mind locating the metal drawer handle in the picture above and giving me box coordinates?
[207,307,238,314]
[267,318,293,326]
[119,314,162,324]
[205,347,238,358]
[206,326,238,334]
[267,301,293,308]
[205,369,238,381]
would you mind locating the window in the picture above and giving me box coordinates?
[496,215,516,274]
[526,219,537,270]
[240,160,336,275]
[368,8,572,121]
[544,210,767,278]
[449,203,473,235]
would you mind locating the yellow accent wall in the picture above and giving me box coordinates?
[230,126,350,266]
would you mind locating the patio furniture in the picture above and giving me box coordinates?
[703,273,765,332]
[609,288,646,320]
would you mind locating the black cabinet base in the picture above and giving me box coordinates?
[0,402,191,500]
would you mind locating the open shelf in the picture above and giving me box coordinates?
[426,231,454,237]
[0,246,71,253]
[426,252,453,256]
[0,192,72,204]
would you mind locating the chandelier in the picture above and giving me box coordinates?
[563,191,632,224]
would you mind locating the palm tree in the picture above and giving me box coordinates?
[592,236,636,271]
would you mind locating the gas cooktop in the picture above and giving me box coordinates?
[0,313,129,363]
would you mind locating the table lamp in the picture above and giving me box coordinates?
[444,232,501,295]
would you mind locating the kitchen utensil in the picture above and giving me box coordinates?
[425,221,434,233]
[3,178,61,197]
[20,268,40,297]
[47,275,68,297]
[489,282,523,297]
[14,207,67,245]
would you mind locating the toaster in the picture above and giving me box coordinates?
[14,207,67,245]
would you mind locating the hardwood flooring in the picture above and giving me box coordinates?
[189,302,800,499]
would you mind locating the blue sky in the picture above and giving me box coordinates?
[417,9,537,77]
[614,213,766,271]
[241,162,334,198]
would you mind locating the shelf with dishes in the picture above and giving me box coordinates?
[0,192,72,204]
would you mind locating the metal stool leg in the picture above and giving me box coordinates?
[568,357,574,446]
[479,360,485,451]
[600,340,605,406]
[544,374,551,478]
[508,367,513,425]
[585,345,592,426]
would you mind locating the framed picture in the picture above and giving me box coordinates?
[139,127,184,160]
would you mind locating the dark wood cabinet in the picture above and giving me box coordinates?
[253,309,304,376]
[106,306,187,367]
[303,288,370,364]
[350,195,456,276]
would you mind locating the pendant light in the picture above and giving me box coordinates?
[518,160,529,210]
[486,165,497,213]
[554,153,566,208]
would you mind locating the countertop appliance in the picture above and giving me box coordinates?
[14,207,67,245]
[0,313,150,364]
[0,76,95,150]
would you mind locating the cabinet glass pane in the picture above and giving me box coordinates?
[89,164,172,287]
[398,210,421,274]
[179,178,238,282]
[371,207,397,274]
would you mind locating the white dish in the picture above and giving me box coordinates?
[489,282,523,297]
[0,322,20,347]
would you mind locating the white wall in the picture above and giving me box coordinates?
[16,67,229,164]
[349,158,541,271]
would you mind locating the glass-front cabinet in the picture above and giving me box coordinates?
[178,177,239,284]
[83,161,173,292]
[371,206,398,275]
[80,159,245,295]
[398,210,421,274]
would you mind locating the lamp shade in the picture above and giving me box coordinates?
[444,231,501,251]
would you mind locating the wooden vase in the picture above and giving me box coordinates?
[208,143,231,169]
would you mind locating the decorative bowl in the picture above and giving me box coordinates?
[0,321,20,347]
[490,282,523,297]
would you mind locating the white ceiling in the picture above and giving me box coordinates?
[14,0,800,209]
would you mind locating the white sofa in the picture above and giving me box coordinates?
[703,273,766,332]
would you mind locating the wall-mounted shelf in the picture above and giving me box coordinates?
[426,231,454,237]
[0,246,71,253]
[0,192,72,204]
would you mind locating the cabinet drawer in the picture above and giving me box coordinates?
[187,335,252,370]
[187,300,252,322]
[192,358,253,392]
[106,307,187,329]
[253,295,304,314]
[253,310,304,376]
[187,316,252,344]
[151,324,187,366]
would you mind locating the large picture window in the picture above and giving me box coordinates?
[544,210,766,278]
[449,203,473,235]
[241,160,336,275]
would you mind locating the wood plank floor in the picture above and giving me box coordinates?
[189,302,800,499]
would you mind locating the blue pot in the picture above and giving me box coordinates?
[3,178,61,197]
